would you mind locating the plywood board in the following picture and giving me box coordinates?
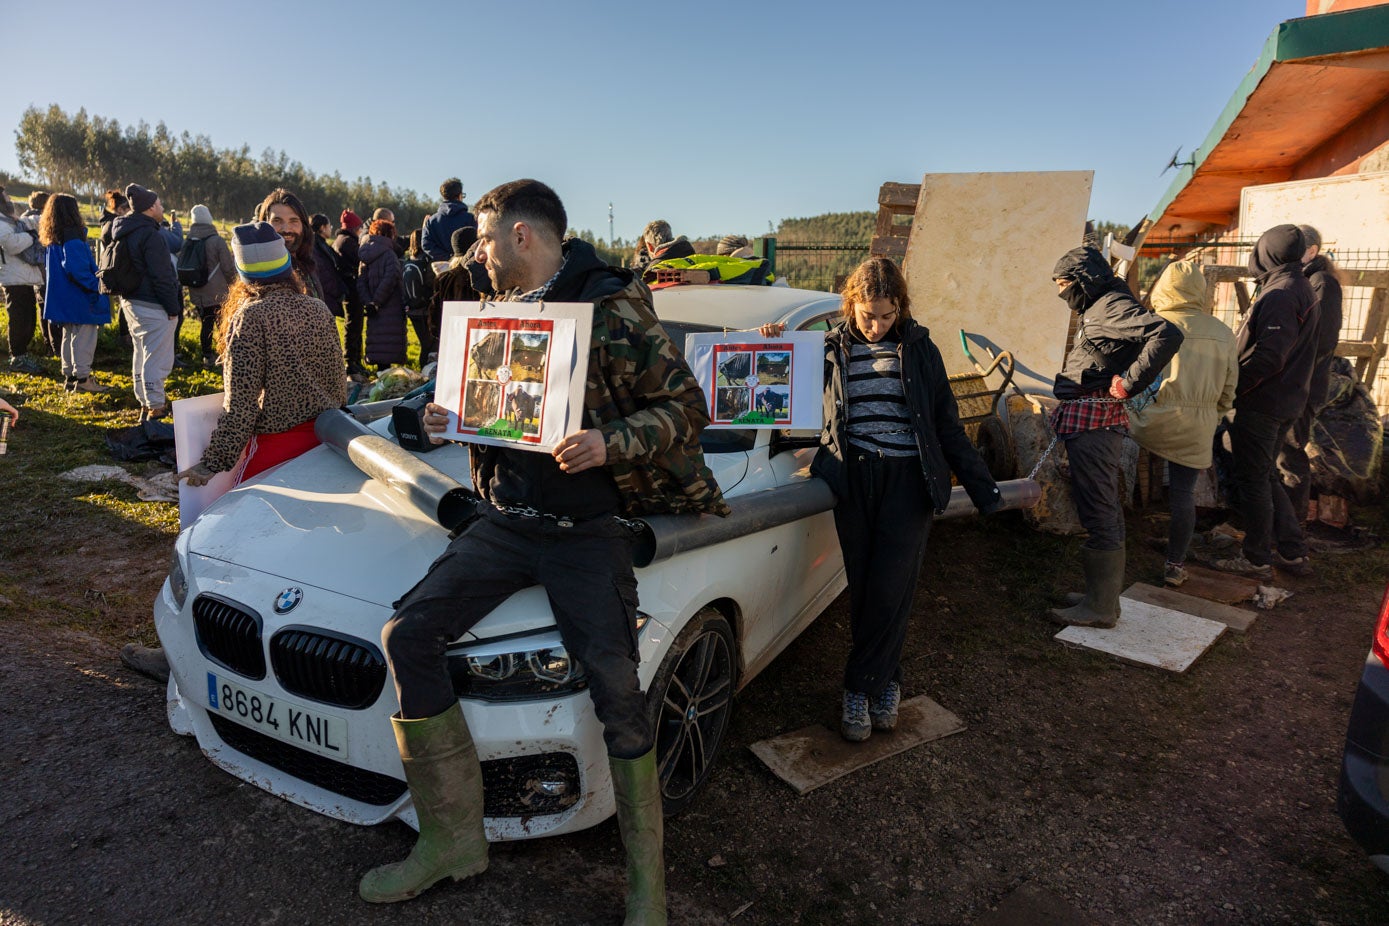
[1055,598,1226,672]
[1181,563,1262,605]
[749,696,964,795]
[1121,582,1257,633]
[902,171,1093,394]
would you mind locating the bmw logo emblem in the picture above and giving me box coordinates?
[274,587,303,614]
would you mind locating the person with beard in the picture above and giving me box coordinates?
[1277,224,1345,534]
[365,179,727,924]
[356,218,407,367]
[1214,225,1320,579]
[256,189,322,303]
[1048,246,1182,628]
[334,210,368,379]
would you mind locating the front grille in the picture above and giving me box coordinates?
[193,595,265,680]
[271,628,386,709]
[209,711,580,818]
[209,714,407,806]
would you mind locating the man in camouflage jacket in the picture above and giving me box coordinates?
[362,180,721,924]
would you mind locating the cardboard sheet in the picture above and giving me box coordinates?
[173,392,238,529]
[902,171,1092,395]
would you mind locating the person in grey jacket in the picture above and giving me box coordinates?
[112,183,182,420]
[185,205,236,366]
[1048,246,1182,628]
[0,187,47,373]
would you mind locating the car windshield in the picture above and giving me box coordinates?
[662,320,756,454]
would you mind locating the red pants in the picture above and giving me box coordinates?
[232,419,321,486]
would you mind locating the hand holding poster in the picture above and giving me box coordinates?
[433,301,593,453]
[684,330,825,430]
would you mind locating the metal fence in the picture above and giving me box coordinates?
[1184,242,1389,412]
[772,242,871,293]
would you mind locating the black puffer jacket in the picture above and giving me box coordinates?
[812,319,1001,516]
[1052,247,1182,400]
[1235,226,1319,419]
[1304,253,1343,411]
[110,212,181,316]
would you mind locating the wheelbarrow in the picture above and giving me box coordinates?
[947,330,1017,480]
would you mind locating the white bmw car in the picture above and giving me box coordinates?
[154,284,1028,840]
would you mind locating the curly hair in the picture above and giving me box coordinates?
[839,257,912,327]
[38,193,84,247]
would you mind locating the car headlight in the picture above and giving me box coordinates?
[168,550,189,610]
[447,636,587,702]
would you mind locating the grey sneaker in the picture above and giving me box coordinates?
[869,681,901,732]
[1274,553,1313,576]
[1163,562,1189,587]
[1212,554,1273,580]
[841,689,871,743]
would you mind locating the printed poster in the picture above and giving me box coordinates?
[685,330,825,430]
[434,301,592,453]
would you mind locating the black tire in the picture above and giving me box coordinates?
[646,606,737,816]
[975,415,1017,481]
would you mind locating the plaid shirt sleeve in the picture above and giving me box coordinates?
[1049,391,1129,436]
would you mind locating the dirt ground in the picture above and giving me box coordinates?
[3,508,1389,926]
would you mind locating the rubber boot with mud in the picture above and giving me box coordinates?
[1049,547,1125,628]
[359,703,489,903]
[610,749,667,925]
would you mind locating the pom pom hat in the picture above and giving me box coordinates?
[231,221,294,284]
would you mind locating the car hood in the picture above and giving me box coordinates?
[185,421,750,637]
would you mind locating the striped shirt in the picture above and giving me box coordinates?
[845,338,918,457]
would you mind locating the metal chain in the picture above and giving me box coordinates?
[1025,395,1126,481]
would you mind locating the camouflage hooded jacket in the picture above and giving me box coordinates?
[470,239,730,518]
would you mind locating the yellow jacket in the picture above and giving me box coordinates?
[1128,261,1239,469]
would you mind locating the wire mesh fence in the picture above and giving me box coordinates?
[773,243,871,293]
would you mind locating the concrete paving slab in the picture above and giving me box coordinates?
[1055,597,1226,672]
[1181,563,1261,605]
[971,883,1101,926]
[749,696,965,795]
[1122,582,1257,633]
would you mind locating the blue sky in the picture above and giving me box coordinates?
[4,0,1304,240]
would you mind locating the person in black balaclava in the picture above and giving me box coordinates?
[1048,246,1182,628]
[1214,224,1320,579]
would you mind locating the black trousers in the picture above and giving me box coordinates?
[198,304,221,359]
[343,294,365,369]
[1064,428,1126,552]
[1230,408,1307,564]
[3,284,41,356]
[835,451,933,697]
[382,508,651,759]
[1278,402,1315,525]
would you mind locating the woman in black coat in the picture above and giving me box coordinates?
[763,257,1000,742]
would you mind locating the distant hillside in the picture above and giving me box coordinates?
[776,211,874,244]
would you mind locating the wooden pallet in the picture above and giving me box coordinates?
[869,182,919,260]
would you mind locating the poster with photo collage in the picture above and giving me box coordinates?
[684,330,825,430]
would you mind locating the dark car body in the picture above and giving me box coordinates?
[1337,582,1389,873]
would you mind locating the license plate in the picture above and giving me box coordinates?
[207,672,348,761]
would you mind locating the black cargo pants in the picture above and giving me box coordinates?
[382,506,651,759]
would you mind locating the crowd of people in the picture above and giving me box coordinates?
[0,167,1348,924]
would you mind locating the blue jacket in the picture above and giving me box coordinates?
[421,201,476,262]
[42,236,111,325]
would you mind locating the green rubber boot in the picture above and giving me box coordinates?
[610,749,667,926]
[359,703,489,903]
[1049,546,1126,629]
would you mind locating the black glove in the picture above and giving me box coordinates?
[363,303,378,318]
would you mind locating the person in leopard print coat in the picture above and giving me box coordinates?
[177,223,345,487]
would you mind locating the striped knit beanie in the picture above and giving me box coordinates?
[231,221,294,284]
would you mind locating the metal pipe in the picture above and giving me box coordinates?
[632,477,1041,567]
[314,409,478,532]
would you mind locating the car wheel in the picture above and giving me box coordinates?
[647,606,737,816]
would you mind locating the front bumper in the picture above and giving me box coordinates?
[1338,654,1389,873]
[153,557,614,840]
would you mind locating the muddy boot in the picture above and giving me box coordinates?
[359,703,489,903]
[610,749,666,925]
[120,643,170,683]
[1049,547,1125,628]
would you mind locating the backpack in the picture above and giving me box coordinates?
[401,257,433,311]
[176,235,210,288]
[97,235,143,296]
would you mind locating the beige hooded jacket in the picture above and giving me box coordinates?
[1127,260,1239,469]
